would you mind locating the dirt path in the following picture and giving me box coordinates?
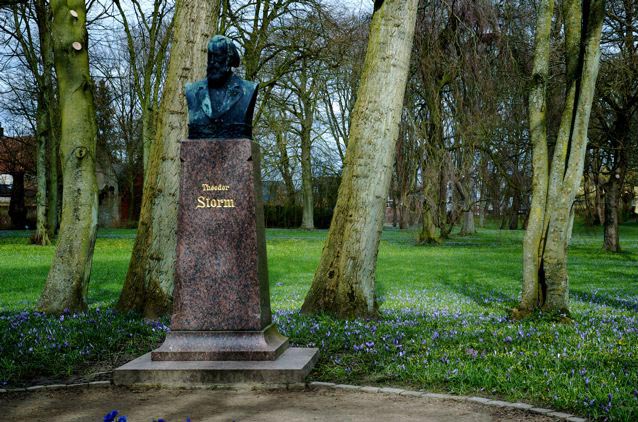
[0,386,561,422]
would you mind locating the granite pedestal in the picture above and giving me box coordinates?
[114,139,318,386]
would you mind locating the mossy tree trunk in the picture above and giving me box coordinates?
[117,0,220,318]
[519,0,605,316]
[301,0,419,318]
[38,0,98,313]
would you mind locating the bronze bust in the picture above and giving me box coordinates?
[185,35,258,139]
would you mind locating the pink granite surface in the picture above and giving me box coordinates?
[170,139,272,332]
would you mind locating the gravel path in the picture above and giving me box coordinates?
[0,386,565,421]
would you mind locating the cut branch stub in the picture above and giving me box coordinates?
[72,42,82,51]
[70,10,78,18]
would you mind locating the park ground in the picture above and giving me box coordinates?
[1,386,557,421]
[0,221,637,420]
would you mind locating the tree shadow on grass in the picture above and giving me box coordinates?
[443,278,519,312]
[570,289,638,312]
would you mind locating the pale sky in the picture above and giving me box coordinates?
[339,0,373,14]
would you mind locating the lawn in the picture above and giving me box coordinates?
[1,222,637,420]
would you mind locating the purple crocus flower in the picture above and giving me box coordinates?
[104,410,118,422]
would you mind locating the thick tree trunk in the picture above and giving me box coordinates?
[38,0,98,313]
[460,211,475,235]
[8,172,26,229]
[417,198,438,244]
[519,0,604,317]
[117,0,220,318]
[301,0,418,318]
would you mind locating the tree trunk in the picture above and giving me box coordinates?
[301,0,419,318]
[391,192,398,228]
[595,179,605,225]
[458,181,476,236]
[417,197,438,244]
[300,116,314,229]
[33,100,50,245]
[32,0,57,244]
[603,178,620,252]
[141,101,155,175]
[509,193,520,230]
[32,0,51,244]
[518,0,604,317]
[460,210,475,235]
[46,114,60,237]
[398,193,409,229]
[38,0,98,313]
[117,0,220,318]
[274,130,295,206]
[8,172,26,229]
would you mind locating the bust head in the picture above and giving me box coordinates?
[207,35,240,87]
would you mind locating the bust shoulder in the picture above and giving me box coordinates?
[226,75,257,98]
[184,79,207,105]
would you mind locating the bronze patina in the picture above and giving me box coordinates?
[185,35,258,139]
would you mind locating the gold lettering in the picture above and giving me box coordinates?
[195,196,236,209]
[196,196,206,209]
[201,184,231,192]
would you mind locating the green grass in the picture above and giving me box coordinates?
[1,222,637,420]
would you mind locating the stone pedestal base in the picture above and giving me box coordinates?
[151,324,288,361]
[113,348,319,387]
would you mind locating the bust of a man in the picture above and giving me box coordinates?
[185,35,258,139]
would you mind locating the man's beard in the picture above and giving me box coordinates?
[207,66,231,87]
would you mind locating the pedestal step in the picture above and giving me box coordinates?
[113,348,319,386]
[152,324,288,361]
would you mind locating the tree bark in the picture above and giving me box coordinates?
[300,108,314,229]
[46,111,60,237]
[417,197,438,244]
[301,0,419,318]
[38,0,98,313]
[457,181,476,236]
[603,176,621,251]
[32,0,56,245]
[509,193,520,230]
[33,99,50,245]
[117,0,220,318]
[273,128,295,206]
[519,0,605,316]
